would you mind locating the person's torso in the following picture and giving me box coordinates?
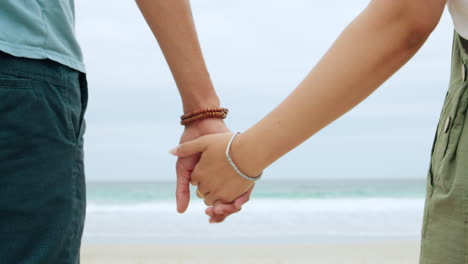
[449,0,468,39]
[0,0,85,72]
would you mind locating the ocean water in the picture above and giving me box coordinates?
[84,179,426,244]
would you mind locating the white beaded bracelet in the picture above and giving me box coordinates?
[225,132,262,182]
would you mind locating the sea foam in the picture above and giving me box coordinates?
[84,198,424,243]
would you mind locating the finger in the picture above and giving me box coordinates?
[190,170,202,187]
[197,183,209,198]
[206,206,229,223]
[211,186,253,215]
[211,207,239,223]
[196,189,207,199]
[190,179,198,186]
[213,203,237,215]
[204,193,218,206]
[233,185,254,210]
[169,137,207,157]
[212,200,224,208]
[209,214,227,224]
[175,158,191,213]
[205,207,215,217]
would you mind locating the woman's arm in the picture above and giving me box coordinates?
[172,0,447,214]
[233,0,447,176]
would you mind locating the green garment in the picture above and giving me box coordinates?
[420,32,468,264]
[0,51,87,263]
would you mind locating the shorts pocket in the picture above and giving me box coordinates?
[445,86,468,157]
[0,77,74,233]
[432,84,468,182]
[55,74,88,144]
[0,74,33,90]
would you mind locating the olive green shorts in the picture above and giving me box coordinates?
[420,32,468,264]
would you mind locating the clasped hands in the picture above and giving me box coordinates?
[170,119,258,223]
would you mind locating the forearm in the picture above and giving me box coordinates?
[136,0,219,113]
[233,0,445,175]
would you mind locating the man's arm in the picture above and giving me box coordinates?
[136,0,251,215]
[136,0,218,112]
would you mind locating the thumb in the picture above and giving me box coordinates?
[169,137,207,157]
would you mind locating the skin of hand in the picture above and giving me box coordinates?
[171,133,263,208]
[176,119,228,213]
[176,119,254,222]
[206,186,253,223]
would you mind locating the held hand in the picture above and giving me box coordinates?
[175,120,253,221]
[175,119,229,213]
[206,186,253,223]
[171,132,261,208]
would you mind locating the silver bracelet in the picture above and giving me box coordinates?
[225,132,262,182]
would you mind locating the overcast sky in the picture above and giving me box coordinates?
[75,1,455,181]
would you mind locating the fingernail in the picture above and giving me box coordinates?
[214,208,224,215]
[168,146,178,155]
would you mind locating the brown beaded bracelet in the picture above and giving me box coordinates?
[181,107,229,120]
[180,108,229,126]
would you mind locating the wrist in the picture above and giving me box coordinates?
[229,132,266,178]
[182,96,220,114]
[180,81,221,114]
[183,119,229,141]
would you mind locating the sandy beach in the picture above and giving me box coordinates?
[81,241,420,264]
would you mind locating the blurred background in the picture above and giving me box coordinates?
[75,0,453,257]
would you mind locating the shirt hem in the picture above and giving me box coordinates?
[0,40,86,73]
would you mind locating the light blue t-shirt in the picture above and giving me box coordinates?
[0,0,85,72]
